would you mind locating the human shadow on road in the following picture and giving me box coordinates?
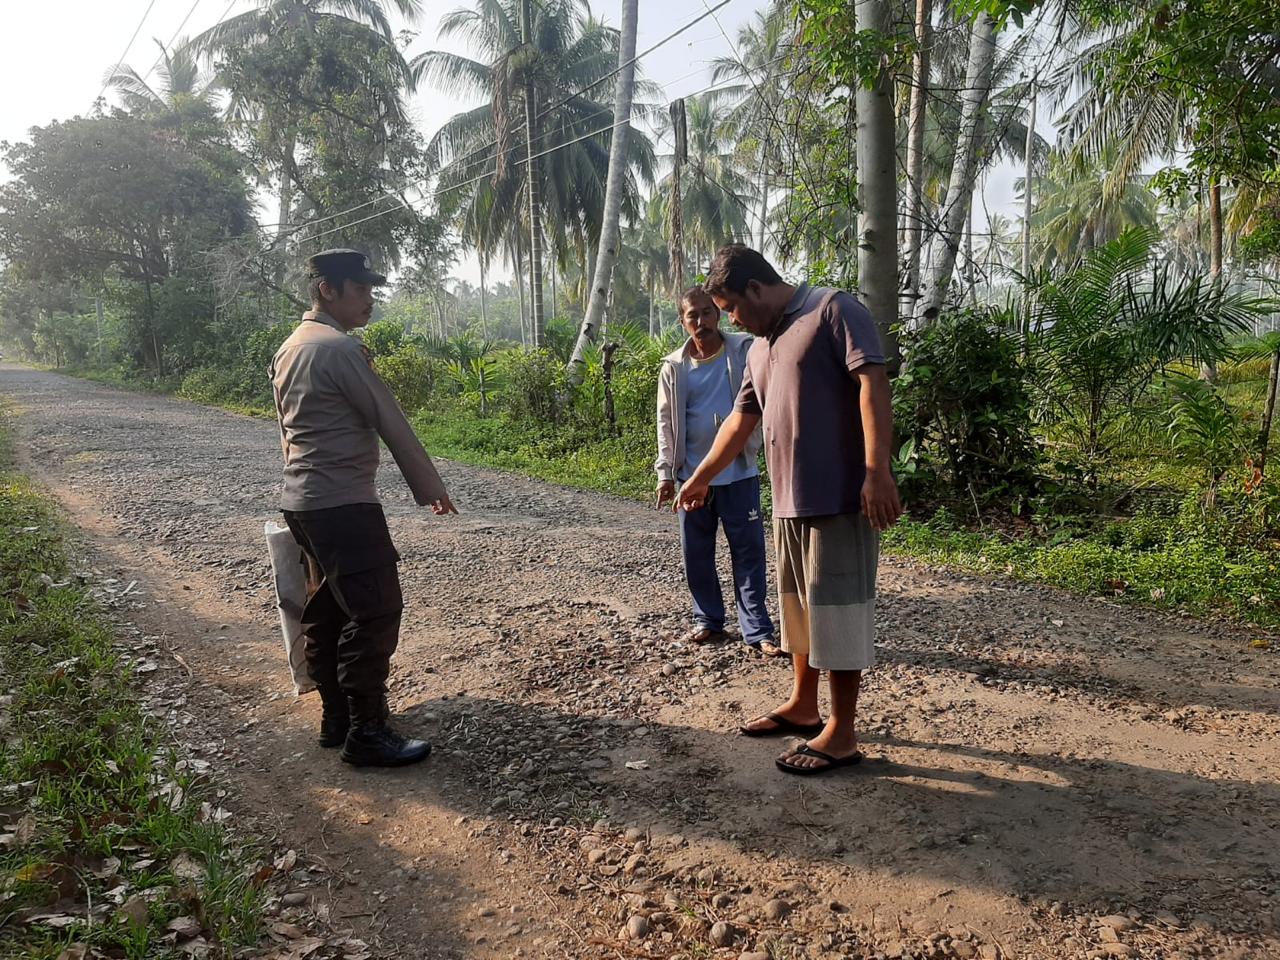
[390,691,1280,955]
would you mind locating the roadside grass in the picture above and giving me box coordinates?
[882,514,1279,633]
[415,405,1280,634]
[0,410,268,958]
[412,406,656,502]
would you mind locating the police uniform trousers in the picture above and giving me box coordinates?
[282,503,403,698]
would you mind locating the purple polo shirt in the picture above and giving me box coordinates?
[733,283,885,518]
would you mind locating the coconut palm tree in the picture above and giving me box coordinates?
[106,38,218,115]
[415,0,658,348]
[652,93,755,273]
[192,0,421,256]
[622,205,673,336]
[1022,147,1158,269]
[708,2,790,254]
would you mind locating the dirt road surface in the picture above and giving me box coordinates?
[3,364,1278,960]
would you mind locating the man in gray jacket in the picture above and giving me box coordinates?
[656,286,777,654]
[271,249,456,768]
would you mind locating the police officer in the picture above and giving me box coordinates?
[270,249,457,767]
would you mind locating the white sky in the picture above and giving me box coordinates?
[3,0,1030,286]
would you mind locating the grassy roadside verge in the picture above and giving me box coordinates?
[0,410,268,958]
[414,406,1280,635]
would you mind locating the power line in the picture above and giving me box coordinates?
[93,0,159,109]
[290,59,801,250]
[269,0,745,243]
[138,0,213,84]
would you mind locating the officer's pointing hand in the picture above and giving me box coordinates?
[430,495,459,515]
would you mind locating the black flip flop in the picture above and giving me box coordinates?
[739,712,826,738]
[775,743,864,776]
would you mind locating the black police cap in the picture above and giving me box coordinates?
[305,248,387,286]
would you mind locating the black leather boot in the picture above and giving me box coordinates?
[316,687,349,748]
[340,695,431,767]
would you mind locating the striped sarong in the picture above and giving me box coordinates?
[774,513,879,671]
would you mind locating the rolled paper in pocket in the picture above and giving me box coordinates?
[264,520,316,695]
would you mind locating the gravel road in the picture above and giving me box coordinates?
[3,363,1278,960]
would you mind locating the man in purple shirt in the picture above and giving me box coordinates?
[677,245,902,775]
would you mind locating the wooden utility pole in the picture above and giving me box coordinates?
[669,98,687,298]
[1021,76,1037,346]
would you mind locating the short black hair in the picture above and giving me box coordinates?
[704,244,784,297]
[308,275,348,304]
[679,285,713,310]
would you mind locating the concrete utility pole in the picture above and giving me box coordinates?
[520,0,545,348]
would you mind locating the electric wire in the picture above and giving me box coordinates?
[290,59,806,250]
[93,0,160,109]
[264,0,746,242]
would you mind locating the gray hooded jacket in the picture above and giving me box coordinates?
[654,331,763,483]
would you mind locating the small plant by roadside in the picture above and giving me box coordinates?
[0,416,269,959]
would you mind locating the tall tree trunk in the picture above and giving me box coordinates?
[1210,177,1223,279]
[648,272,657,337]
[520,0,545,348]
[1021,81,1037,279]
[855,0,901,369]
[568,0,639,380]
[143,272,162,376]
[1020,78,1037,348]
[1203,176,1224,381]
[514,232,528,348]
[669,99,687,297]
[965,200,977,305]
[912,12,996,330]
[1259,349,1279,478]
[550,255,557,319]
[901,0,931,315]
[479,257,488,339]
[757,134,771,253]
[274,129,297,287]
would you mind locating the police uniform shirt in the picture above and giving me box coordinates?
[270,310,447,511]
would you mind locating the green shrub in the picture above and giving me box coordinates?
[376,343,439,413]
[497,348,566,424]
[895,306,1039,507]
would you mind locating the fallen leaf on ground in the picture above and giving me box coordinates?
[118,896,149,925]
[92,857,122,879]
[23,913,82,929]
[167,915,202,939]
[14,814,37,845]
[170,852,206,881]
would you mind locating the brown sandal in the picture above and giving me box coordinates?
[739,713,826,738]
[682,627,729,645]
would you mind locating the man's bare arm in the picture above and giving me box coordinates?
[674,410,761,510]
[857,364,902,531]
